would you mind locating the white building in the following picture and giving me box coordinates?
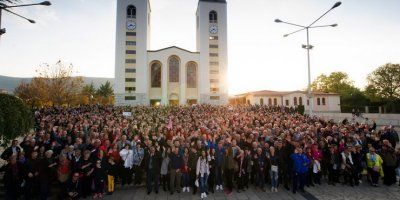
[114,0,229,106]
[233,90,341,113]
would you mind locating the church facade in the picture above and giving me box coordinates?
[114,0,228,106]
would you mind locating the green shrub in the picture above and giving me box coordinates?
[0,94,33,146]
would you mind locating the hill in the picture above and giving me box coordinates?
[0,75,114,94]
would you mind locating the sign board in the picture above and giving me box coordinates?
[123,112,132,117]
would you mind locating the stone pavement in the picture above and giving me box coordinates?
[305,182,400,200]
[103,182,400,200]
[104,186,306,200]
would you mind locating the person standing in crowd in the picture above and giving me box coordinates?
[66,172,82,200]
[381,141,397,186]
[352,144,363,186]
[144,146,162,195]
[26,151,41,199]
[1,140,21,161]
[254,147,266,192]
[189,146,200,195]
[197,150,210,199]
[215,142,224,191]
[119,144,134,186]
[93,159,106,199]
[132,142,144,185]
[311,145,322,185]
[79,150,94,198]
[39,150,57,200]
[366,147,383,187]
[224,146,235,195]
[305,147,315,187]
[341,146,357,186]
[268,146,279,192]
[0,155,23,200]
[244,148,252,189]
[283,137,295,191]
[161,147,171,192]
[327,145,339,185]
[71,149,82,174]
[106,157,118,195]
[182,147,191,192]
[208,148,216,193]
[57,154,71,188]
[291,147,310,194]
[236,150,247,193]
[170,147,183,195]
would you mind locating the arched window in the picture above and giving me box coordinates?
[322,97,326,105]
[168,56,180,82]
[127,5,136,18]
[260,98,264,105]
[151,62,161,88]
[317,98,321,105]
[274,98,277,106]
[268,98,272,106]
[209,11,218,23]
[294,97,297,106]
[186,62,197,88]
[299,97,303,106]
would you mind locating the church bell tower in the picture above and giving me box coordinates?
[196,0,228,105]
[115,0,151,105]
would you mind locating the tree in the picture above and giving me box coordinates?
[0,94,33,146]
[311,71,369,112]
[14,60,83,107]
[81,83,97,105]
[366,63,400,101]
[96,81,114,105]
[311,72,354,94]
[36,60,83,106]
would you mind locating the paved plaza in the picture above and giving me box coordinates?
[104,182,400,200]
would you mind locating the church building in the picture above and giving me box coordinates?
[114,0,229,106]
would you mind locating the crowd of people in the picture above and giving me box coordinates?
[1,105,400,200]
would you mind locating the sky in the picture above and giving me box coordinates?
[0,0,400,95]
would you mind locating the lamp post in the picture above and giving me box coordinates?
[275,1,341,116]
[0,1,51,37]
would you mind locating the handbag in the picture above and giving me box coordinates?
[271,165,278,172]
[195,179,199,187]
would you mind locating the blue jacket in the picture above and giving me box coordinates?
[290,153,310,174]
[216,147,225,167]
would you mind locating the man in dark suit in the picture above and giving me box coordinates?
[1,140,21,161]
[144,146,162,194]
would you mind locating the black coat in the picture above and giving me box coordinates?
[254,154,267,174]
[1,146,21,161]
[143,150,162,175]
[0,162,23,187]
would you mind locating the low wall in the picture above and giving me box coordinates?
[316,113,400,127]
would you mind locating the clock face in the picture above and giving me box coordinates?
[127,21,136,30]
[209,25,218,34]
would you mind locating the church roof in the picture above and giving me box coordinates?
[199,0,227,3]
[147,46,199,54]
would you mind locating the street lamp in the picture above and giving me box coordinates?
[0,1,51,36]
[275,1,341,116]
